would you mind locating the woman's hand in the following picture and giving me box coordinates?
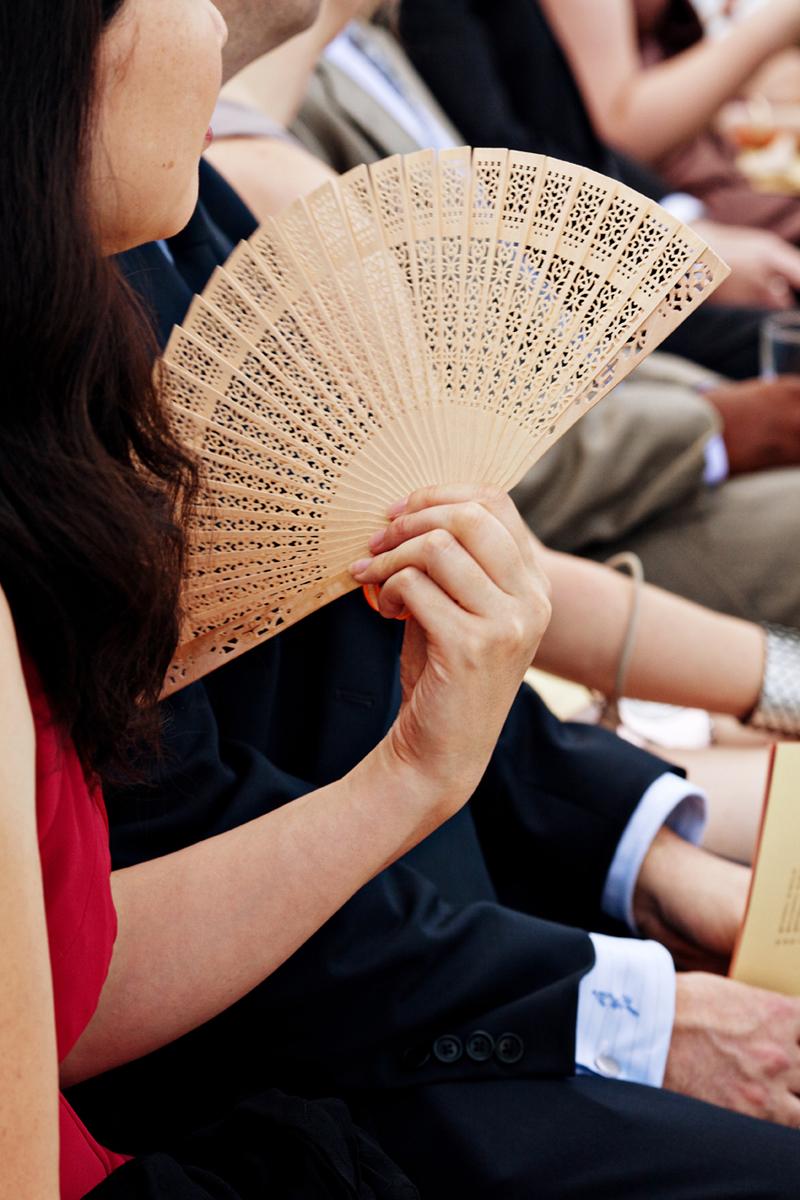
[351,487,551,825]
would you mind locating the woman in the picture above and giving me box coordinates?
[540,0,800,244]
[0,1,551,1196]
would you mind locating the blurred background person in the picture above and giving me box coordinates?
[200,0,800,855]
[539,0,800,246]
[700,0,800,105]
[400,0,800,313]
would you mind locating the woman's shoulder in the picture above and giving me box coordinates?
[0,587,37,849]
[0,581,15,645]
[0,584,36,731]
[0,582,23,677]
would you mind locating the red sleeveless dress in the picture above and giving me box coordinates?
[25,659,130,1198]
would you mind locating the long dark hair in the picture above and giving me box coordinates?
[0,0,199,778]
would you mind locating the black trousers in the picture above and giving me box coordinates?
[361,1076,800,1199]
[84,1070,800,1199]
[88,1091,418,1200]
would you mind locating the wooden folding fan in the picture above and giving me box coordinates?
[158,147,728,694]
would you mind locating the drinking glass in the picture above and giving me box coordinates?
[761,312,800,379]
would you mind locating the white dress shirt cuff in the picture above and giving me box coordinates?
[602,773,707,931]
[659,192,707,225]
[576,933,676,1087]
[702,432,730,486]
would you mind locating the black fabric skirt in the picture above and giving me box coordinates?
[88,1090,419,1200]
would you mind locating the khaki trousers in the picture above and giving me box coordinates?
[583,466,800,626]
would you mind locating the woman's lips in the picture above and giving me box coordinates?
[204,127,214,148]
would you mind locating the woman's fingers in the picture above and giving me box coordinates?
[383,486,537,569]
[362,500,538,601]
[353,527,510,617]
[378,564,466,634]
[361,495,554,813]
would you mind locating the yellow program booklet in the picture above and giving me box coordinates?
[731,743,800,994]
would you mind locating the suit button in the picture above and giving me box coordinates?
[465,1030,495,1063]
[594,1054,621,1078]
[495,1032,524,1065]
[433,1034,463,1064]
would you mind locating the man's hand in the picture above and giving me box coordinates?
[694,219,800,309]
[706,376,800,474]
[633,827,750,973]
[664,973,800,1127]
[638,832,800,1128]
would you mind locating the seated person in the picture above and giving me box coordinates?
[59,5,800,1200]
[399,0,800,316]
[1,0,528,1196]
[539,0,800,246]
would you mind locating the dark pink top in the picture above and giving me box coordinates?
[25,659,130,1198]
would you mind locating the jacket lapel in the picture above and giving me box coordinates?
[118,241,193,350]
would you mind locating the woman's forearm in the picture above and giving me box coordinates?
[536,547,764,717]
[0,602,60,1200]
[222,18,320,125]
[612,11,800,161]
[222,0,354,126]
[542,0,800,163]
[61,741,439,1086]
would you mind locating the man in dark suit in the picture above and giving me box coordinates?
[399,0,800,380]
[68,3,800,1195]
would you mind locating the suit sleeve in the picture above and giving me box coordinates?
[470,682,683,932]
[89,605,676,1140]
[106,678,314,867]
[104,679,675,1096]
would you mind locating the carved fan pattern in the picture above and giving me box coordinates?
[159,148,727,693]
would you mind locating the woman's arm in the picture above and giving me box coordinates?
[0,593,59,1199]
[221,18,322,127]
[64,748,446,1086]
[206,136,337,220]
[221,0,361,127]
[535,544,764,717]
[62,489,550,1086]
[540,0,800,162]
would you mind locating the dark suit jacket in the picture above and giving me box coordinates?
[71,161,678,1150]
[399,0,766,380]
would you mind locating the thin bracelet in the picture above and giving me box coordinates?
[598,552,645,729]
[606,551,645,700]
